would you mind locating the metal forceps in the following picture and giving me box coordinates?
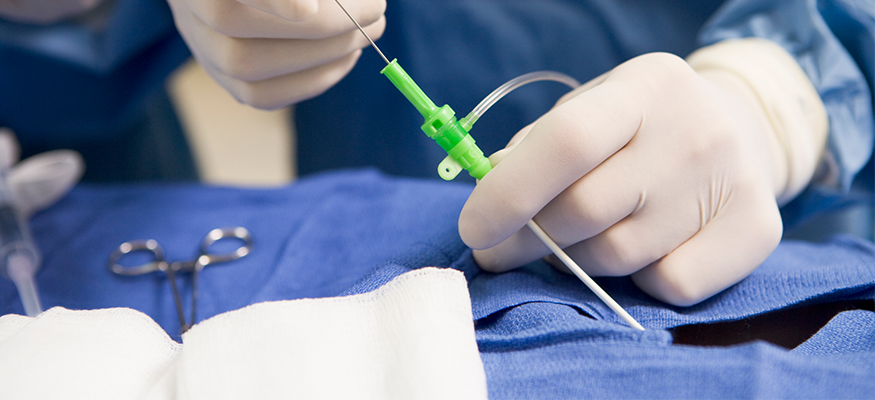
[108,227,253,333]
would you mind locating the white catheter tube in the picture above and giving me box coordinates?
[468,70,645,330]
[527,220,645,330]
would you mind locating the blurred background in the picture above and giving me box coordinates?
[166,59,295,187]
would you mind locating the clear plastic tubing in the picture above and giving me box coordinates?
[460,71,581,131]
[0,175,42,317]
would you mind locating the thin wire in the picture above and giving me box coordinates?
[334,0,390,64]
[334,0,643,330]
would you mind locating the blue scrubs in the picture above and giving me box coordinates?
[0,1,873,395]
[1,1,871,214]
[0,0,194,181]
[295,0,874,230]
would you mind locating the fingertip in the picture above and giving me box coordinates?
[472,249,519,273]
[459,194,524,253]
[471,249,498,272]
[631,265,709,307]
[458,206,491,250]
[363,15,387,42]
[356,0,388,27]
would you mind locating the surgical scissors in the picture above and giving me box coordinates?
[108,227,253,333]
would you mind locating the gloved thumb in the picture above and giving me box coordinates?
[9,150,85,218]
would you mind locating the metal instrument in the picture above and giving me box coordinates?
[108,227,253,333]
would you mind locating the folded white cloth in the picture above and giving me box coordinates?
[0,267,487,400]
[0,306,180,399]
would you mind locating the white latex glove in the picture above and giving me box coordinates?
[0,129,84,218]
[166,0,386,110]
[459,39,828,306]
[0,0,101,24]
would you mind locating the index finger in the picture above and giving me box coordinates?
[458,80,644,250]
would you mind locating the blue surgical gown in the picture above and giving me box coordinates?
[0,0,872,226]
[0,1,874,396]
[0,0,195,181]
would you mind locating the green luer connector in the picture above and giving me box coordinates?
[381,59,492,181]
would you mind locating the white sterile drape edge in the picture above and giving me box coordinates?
[0,267,488,400]
[0,306,181,399]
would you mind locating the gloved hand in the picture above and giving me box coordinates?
[166,0,386,110]
[0,129,84,218]
[0,0,101,24]
[459,39,828,306]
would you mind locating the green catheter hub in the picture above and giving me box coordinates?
[332,0,490,181]
[333,0,644,331]
[380,60,491,180]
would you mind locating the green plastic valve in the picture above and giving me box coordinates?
[380,59,492,180]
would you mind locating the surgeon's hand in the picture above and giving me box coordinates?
[0,0,101,24]
[459,39,827,306]
[166,0,386,110]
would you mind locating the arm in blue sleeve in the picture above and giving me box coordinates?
[0,0,179,73]
[0,0,190,142]
[698,0,874,227]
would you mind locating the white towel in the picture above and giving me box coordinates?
[0,306,180,399]
[0,267,488,400]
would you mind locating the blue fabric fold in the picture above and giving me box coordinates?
[480,312,873,399]
[2,169,873,397]
[793,310,875,356]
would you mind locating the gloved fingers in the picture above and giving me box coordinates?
[9,150,85,218]
[631,188,782,306]
[202,50,362,109]
[525,143,657,251]
[178,0,384,39]
[234,0,319,22]
[0,128,20,170]
[185,11,384,82]
[473,153,651,272]
[547,197,701,277]
[459,81,643,251]
[472,122,557,272]
[477,159,699,276]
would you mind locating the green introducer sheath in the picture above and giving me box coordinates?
[380,59,492,181]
